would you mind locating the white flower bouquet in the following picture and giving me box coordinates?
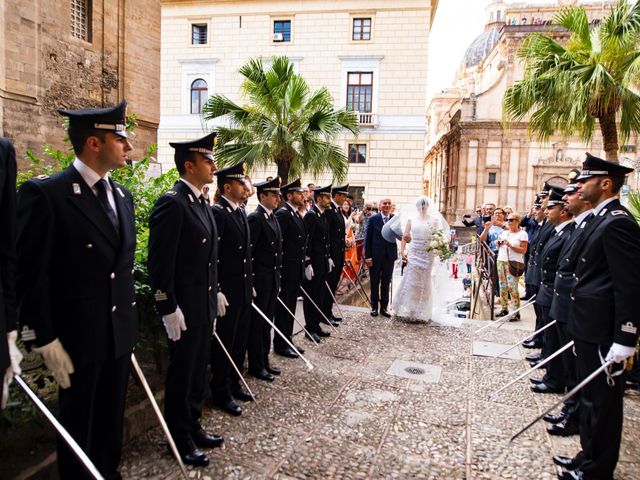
[425,229,453,262]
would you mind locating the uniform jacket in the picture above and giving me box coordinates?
[364,213,398,263]
[326,202,346,264]
[275,203,307,283]
[568,199,640,347]
[248,204,282,291]
[525,220,554,287]
[536,222,576,308]
[16,166,138,365]
[148,180,218,324]
[0,138,17,374]
[303,205,330,275]
[212,197,252,306]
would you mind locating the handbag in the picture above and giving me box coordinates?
[506,243,525,277]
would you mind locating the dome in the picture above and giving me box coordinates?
[461,28,501,69]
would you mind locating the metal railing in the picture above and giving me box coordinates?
[474,238,496,320]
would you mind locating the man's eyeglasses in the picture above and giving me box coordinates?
[494,211,504,215]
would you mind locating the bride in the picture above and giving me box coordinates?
[382,196,450,323]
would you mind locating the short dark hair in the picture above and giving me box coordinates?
[176,151,199,175]
[606,176,625,194]
[68,128,107,155]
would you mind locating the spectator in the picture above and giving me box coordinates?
[495,212,528,319]
[203,185,212,205]
[465,253,473,274]
[479,207,505,253]
[342,201,358,279]
[463,206,485,235]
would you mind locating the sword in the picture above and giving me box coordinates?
[299,286,339,334]
[276,296,319,346]
[346,259,371,304]
[492,320,557,358]
[488,340,574,401]
[474,296,536,334]
[510,360,614,442]
[324,281,346,321]
[130,354,189,480]
[252,302,314,370]
[13,375,105,480]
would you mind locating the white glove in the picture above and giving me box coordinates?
[217,292,229,317]
[328,258,335,273]
[605,343,636,364]
[252,287,257,298]
[305,265,314,281]
[33,338,75,389]
[162,306,186,341]
[2,331,22,408]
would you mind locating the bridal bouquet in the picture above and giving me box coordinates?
[425,229,453,262]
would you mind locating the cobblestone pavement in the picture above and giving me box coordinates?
[119,272,640,479]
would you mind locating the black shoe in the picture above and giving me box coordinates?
[522,340,541,349]
[520,293,533,301]
[331,315,343,322]
[232,388,254,402]
[531,383,564,394]
[544,411,567,424]
[293,344,305,354]
[526,353,543,362]
[181,448,209,467]
[380,309,391,318]
[316,328,330,337]
[495,309,509,317]
[625,380,640,391]
[306,332,321,343]
[553,452,583,471]
[370,309,379,317]
[529,377,544,385]
[214,398,242,416]
[509,313,521,322]
[275,347,299,358]
[322,318,339,327]
[557,468,584,479]
[266,365,281,375]
[547,417,579,436]
[192,429,224,449]
[249,369,275,382]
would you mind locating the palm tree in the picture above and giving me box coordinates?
[503,0,640,162]
[202,56,359,183]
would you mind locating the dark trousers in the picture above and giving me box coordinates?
[370,257,394,310]
[165,320,211,454]
[210,300,250,400]
[322,257,344,318]
[302,268,327,333]
[274,277,298,352]
[575,340,624,479]
[248,278,276,372]
[558,320,580,417]
[527,285,541,343]
[231,302,251,392]
[57,355,130,480]
[541,306,565,389]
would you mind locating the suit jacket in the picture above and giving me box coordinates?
[0,138,17,374]
[248,204,282,291]
[326,202,346,264]
[275,203,307,284]
[16,166,138,365]
[364,213,398,263]
[525,220,554,287]
[303,205,330,275]
[212,197,252,307]
[148,180,218,324]
[567,199,640,347]
[536,222,575,307]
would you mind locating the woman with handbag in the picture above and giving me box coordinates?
[495,212,528,320]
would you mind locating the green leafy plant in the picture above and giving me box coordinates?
[627,191,640,223]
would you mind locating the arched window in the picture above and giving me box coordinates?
[190,79,208,114]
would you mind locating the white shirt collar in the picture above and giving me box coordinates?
[286,202,297,212]
[73,157,109,190]
[574,209,593,225]
[593,197,617,216]
[315,204,325,213]
[331,199,339,208]
[179,178,203,200]
[221,195,238,211]
[259,203,272,216]
[555,219,573,233]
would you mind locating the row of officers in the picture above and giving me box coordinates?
[0,100,353,478]
[516,154,640,480]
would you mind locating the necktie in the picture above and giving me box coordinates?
[95,179,120,236]
[383,216,388,224]
[199,194,208,212]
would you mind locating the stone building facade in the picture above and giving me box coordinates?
[424,0,638,222]
[0,0,161,167]
[159,0,438,207]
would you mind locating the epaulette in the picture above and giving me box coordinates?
[611,210,628,217]
[35,174,49,180]
[166,190,177,196]
[212,204,223,210]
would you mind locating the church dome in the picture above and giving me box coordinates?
[461,27,501,69]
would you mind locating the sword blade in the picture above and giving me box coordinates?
[474,296,537,334]
[276,296,319,346]
[324,281,346,320]
[212,321,258,403]
[299,286,339,334]
[493,320,557,358]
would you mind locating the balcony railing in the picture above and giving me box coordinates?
[355,112,378,128]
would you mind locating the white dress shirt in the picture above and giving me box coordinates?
[73,158,118,218]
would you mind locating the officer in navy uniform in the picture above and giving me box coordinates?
[1,136,20,412]
[531,186,575,395]
[209,162,253,416]
[302,184,332,342]
[545,181,593,439]
[554,154,640,480]
[247,177,283,381]
[16,101,138,479]
[274,179,308,358]
[147,133,223,467]
[322,184,348,326]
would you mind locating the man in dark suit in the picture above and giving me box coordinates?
[556,154,640,480]
[210,162,253,416]
[148,133,223,467]
[274,179,308,358]
[322,184,348,325]
[302,184,332,342]
[247,177,283,381]
[16,101,138,479]
[364,197,397,317]
[1,137,20,412]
